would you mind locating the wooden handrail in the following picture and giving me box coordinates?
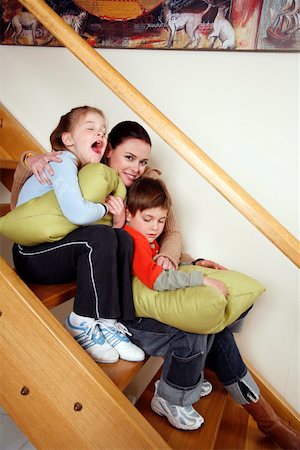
[16,0,300,268]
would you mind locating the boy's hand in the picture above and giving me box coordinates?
[27,152,62,185]
[203,276,228,297]
[195,259,227,270]
[156,256,176,270]
[105,195,125,228]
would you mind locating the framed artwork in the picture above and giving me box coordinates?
[1,0,299,51]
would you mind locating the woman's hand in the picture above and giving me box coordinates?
[105,195,126,229]
[195,259,227,270]
[156,256,176,270]
[26,152,62,185]
[203,276,228,297]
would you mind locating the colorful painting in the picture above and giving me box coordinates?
[1,0,299,51]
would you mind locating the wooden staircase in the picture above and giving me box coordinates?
[135,370,281,450]
[1,107,300,449]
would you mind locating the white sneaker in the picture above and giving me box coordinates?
[151,381,204,430]
[201,379,213,397]
[65,312,119,363]
[99,321,145,362]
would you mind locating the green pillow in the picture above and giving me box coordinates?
[133,265,265,334]
[0,163,126,246]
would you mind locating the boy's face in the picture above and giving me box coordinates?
[126,207,168,243]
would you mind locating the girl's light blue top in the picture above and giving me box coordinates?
[17,151,106,225]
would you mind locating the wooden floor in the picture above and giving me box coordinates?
[136,369,280,450]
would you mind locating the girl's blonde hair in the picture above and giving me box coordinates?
[50,106,105,151]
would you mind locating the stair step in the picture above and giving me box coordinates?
[214,395,279,450]
[0,104,44,164]
[0,202,10,216]
[28,279,77,309]
[99,358,147,391]
[136,369,227,449]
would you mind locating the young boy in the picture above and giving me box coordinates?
[124,177,227,295]
[123,177,229,429]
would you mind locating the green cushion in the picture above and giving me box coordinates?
[0,163,126,246]
[133,265,265,334]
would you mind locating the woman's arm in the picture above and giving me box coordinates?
[10,153,32,209]
[143,166,182,268]
[155,205,183,269]
[10,151,62,209]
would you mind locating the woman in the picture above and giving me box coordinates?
[11,121,300,448]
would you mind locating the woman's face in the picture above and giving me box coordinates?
[106,138,151,187]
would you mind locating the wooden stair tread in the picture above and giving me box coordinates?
[28,280,77,309]
[0,103,44,164]
[0,203,10,216]
[0,103,45,190]
[135,369,227,449]
[99,358,147,392]
[214,395,279,450]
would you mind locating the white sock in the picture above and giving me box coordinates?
[99,318,117,325]
[71,311,95,323]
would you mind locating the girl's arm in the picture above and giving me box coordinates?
[45,153,107,225]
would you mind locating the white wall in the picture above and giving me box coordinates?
[0,45,299,411]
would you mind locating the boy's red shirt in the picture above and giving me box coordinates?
[124,224,163,289]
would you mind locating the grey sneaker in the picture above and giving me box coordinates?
[151,381,204,430]
[201,379,213,397]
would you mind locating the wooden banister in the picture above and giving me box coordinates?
[15,0,300,268]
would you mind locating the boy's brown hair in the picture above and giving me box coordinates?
[126,177,172,216]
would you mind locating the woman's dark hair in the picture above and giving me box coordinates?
[107,121,151,149]
[50,106,105,151]
[126,177,172,215]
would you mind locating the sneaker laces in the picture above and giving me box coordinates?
[113,322,132,337]
[100,320,132,337]
[83,319,104,340]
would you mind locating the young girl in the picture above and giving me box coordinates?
[11,121,300,447]
[12,107,145,364]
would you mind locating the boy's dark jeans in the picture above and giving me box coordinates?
[122,319,250,406]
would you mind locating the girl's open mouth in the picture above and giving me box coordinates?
[91,140,103,153]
